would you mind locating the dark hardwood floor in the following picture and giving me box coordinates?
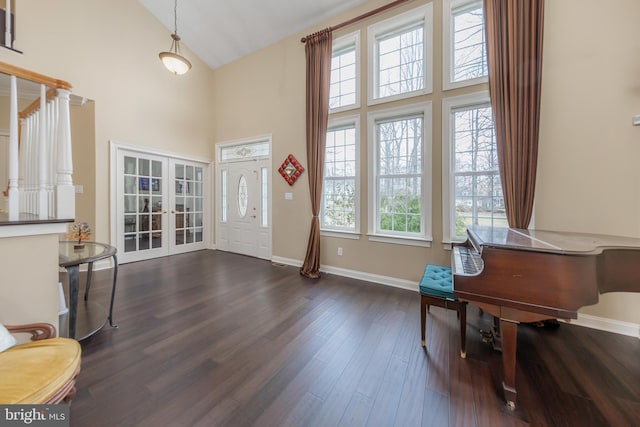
[64,250,640,427]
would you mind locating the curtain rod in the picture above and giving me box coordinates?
[300,0,411,43]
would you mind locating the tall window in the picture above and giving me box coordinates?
[443,0,487,90]
[368,102,432,245]
[443,93,506,242]
[321,117,359,233]
[368,4,433,104]
[329,32,360,112]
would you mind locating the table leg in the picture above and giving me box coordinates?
[108,254,119,328]
[500,318,519,409]
[84,261,94,301]
[67,265,80,340]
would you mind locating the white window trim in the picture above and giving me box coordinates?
[367,101,433,246]
[442,91,490,244]
[329,31,361,114]
[367,3,433,106]
[321,114,361,236]
[442,0,488,91]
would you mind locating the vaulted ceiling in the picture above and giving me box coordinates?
[139,0,368,70]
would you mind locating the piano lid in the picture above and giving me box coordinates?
[468,226,640,255]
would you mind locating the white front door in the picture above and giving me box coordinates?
[227,163,259,257]
[216,138,271,260]
[113,145,210,263]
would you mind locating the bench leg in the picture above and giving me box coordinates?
[420,295,427,347]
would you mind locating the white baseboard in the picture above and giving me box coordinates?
[271,256,417,292]
[270,256,639,339]
[271,256,303,268]
[563,314,640,339]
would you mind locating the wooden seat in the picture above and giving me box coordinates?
[0,323,81,404]
[419,264,467,358]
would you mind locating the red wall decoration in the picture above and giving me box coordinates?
[278,154,305,185]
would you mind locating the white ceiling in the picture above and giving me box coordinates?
[139,0,368,70]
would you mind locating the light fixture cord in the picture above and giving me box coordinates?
[173,0,178,35]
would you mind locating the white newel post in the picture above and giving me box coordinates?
[37,85,48,219]
[7,75,18,220]
[55,89,74,219]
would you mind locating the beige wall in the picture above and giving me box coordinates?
[536,0,640,322]
[71,101,96,228]
[0,234,59,329]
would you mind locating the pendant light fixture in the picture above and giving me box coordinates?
[159,0,192,75]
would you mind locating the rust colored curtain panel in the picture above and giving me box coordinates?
[300,29,332,279]
[484,0,545,229]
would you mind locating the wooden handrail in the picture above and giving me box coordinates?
[19,88,58,119]
[0,61,72,90]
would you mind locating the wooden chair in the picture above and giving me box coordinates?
[419,264,468,358]
[0,323,81,404]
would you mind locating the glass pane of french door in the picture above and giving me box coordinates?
[119,151,168,263]
[170,159,207,254]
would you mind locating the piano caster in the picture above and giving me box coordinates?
[506,400,516,410]
[460,350,466,359]
[421,339,425,347]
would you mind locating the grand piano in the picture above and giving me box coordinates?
[452,226,640,409]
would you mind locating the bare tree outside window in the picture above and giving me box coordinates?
[452,104,506,238]
[322,126,357,230]
[377,24,424,98]
[329,46,357,109]
[376,116,422,234]
[452,2,487,82]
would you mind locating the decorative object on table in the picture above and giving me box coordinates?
[66,222,92,249]
[278,154,305,185]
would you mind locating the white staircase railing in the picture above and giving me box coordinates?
[1,61,75,221]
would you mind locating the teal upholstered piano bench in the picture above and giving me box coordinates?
[419,264,467,358]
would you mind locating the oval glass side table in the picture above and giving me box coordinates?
[58,241,118,340]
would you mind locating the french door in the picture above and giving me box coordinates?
[113,146,209,263]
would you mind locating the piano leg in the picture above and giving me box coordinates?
[500,318,519,409]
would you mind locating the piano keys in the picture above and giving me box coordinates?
[451,226,640,409]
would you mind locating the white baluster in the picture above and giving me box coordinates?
[7,75,18,220]
[37,84,48,219]
[55,89,74,219]
[48,98,57,218]
[5,0,11,49]
[27,113,37,214]
[18,116,26,213]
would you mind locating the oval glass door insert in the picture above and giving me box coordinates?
[238,175,248,217]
